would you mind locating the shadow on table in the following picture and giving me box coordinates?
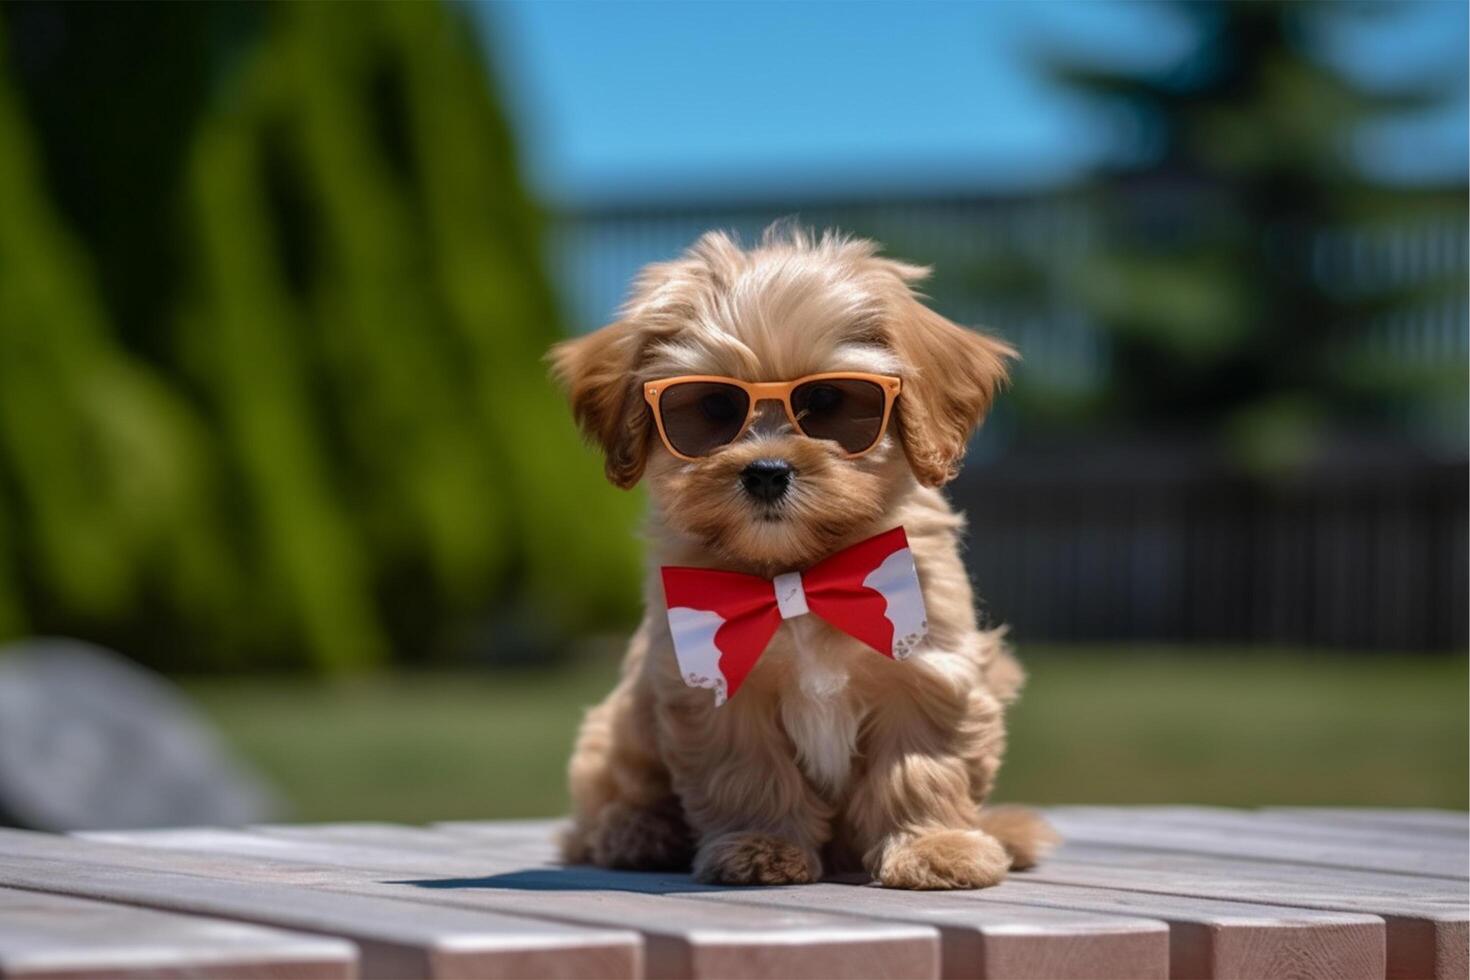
[393,866,874,895]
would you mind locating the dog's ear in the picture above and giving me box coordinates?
[549,319,653,489]
[886,294,1016,488]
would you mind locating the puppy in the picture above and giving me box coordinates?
[549,225,1056,889]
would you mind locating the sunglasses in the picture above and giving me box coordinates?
[643,373,902,461]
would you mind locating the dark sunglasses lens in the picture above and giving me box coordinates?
[659,382,751,456]
[791,378,887,454]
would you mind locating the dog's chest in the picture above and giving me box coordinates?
[775,618,863,793]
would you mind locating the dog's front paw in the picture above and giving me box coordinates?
[875,829,1009,890]
[694,832,820,886]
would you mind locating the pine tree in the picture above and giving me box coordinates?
[1047,1,1466,468]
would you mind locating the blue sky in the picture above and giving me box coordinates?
[477,1,1468,208]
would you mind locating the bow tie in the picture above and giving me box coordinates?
[660,527,928,706]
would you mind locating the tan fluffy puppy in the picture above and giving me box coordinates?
[550,225,1056,889]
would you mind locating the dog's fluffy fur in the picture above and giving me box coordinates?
[550,225,1057,889]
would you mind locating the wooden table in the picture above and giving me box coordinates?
[0,807,1463,979]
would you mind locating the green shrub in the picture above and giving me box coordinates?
[0,4,640,671]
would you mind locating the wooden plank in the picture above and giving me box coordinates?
[0,886,354,980]
[385,834,1370,980]
[105,823,1406,980]
[75,828,940,980]
[433,820,568,841]
[1262,807,1470,838]
[0,830,640,980]
[1053,842,1468,901]
[393,861,1170,980]
[971,880,1384,980]
[706,870,1371,980]
[85,822,1170,975]
[1052,806,1469,853]
[1046,808,1468,878]
[437,817,1468,979]
[1024,848,1467,980]
[81,828,947,980]
[264,822,556,856]
[250,824,1171,979]
[428,821,566,860]
[705,886,1168,980]
[285,824,1383,980]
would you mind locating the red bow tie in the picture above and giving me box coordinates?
[660,527,928,705]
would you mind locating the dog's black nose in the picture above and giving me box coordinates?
[740,458,793,502]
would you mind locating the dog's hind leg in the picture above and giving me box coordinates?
[969,636,1059,870]
[977,804,1060,870]
[561,628,694,871]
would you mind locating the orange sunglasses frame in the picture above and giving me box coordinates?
[642,372,902,461]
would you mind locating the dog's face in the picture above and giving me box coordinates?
[551,228,1015,571]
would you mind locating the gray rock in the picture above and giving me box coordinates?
[0,639,280,830]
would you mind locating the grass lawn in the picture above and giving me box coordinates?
[184,648,1468,824]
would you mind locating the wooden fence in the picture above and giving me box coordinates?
[954,442,1467,650]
